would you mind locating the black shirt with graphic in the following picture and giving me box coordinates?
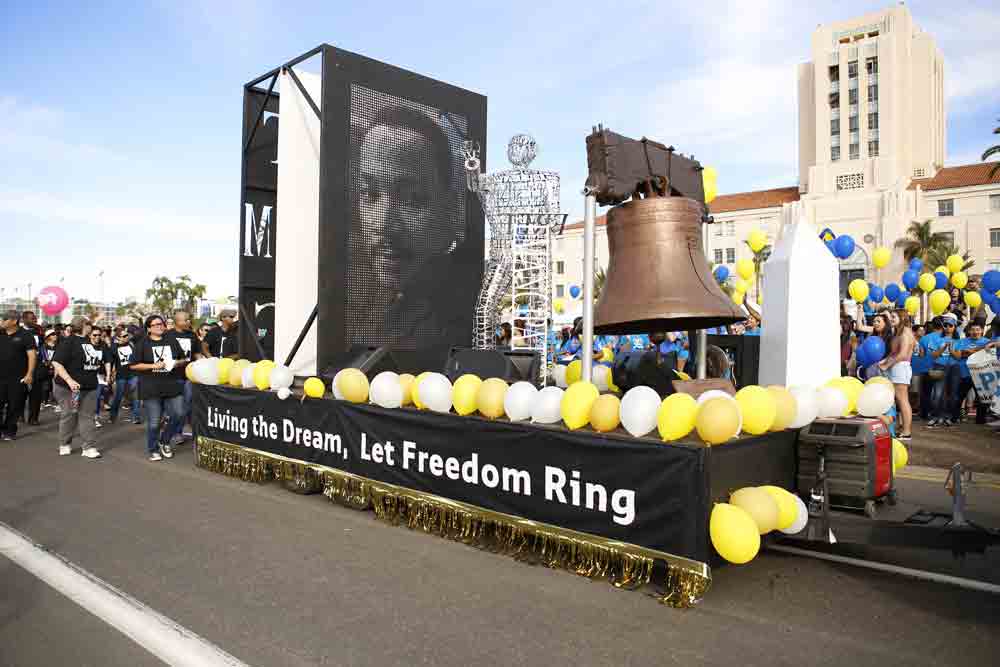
[51,336,102,390]
[204,325,239,358]
[36,344,58,379]
[165,330,198,380]
[132,336,184,400]
[111,343,136,380]
[0,328,36,380]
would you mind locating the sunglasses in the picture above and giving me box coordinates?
[943,323,956,328]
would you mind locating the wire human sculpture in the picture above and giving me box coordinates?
[464,134,565,383]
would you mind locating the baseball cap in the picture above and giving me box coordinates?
[44,329,57,338]
[941,312,958,323]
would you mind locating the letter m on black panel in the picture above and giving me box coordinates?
[244,203,273,258]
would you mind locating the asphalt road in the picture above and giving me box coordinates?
[1,410,998,667]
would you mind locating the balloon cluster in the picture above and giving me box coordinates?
[710,486,807,564]
[851,251,982,318]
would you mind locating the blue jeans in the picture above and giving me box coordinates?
[182,380,193,425]
[143,395,185,454]
[109,377,140,422]
[929,366,959,419]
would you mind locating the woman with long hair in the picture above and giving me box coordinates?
[130,314,185,461]
[859,312,893,380]
[878,309,916,440]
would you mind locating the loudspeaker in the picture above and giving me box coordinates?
[443,347,540,384]
[319,345,398,383]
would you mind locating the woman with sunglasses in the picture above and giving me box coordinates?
[130,315,185,461]
[926,313,960,427]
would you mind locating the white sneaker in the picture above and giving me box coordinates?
[93,418,103,429]
[59,445,72,456]
[54,406,63,414]
[149,452,162,462]
[81,447,102,459]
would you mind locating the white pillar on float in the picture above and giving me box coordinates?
[759,212,840,388]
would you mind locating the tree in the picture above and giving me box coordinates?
[593,267,607,302]
[894,220,952,265]
[982,118,1000,179]
[145,275,207,317]
[116,300,152,323]
[73,300,101,323]
[925,245,975,274]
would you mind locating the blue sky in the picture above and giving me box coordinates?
[2,0,998,303]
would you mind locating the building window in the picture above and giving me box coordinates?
[836,173,865,191]
[714,249,723,264]
[830,118,840,135]
[848,61,858,78]
[940,231,955,246]
[849,144,860,160]
[990,228,1000,247]
[725,221,736,237]
[913,168,926,178]
[555,284,564,297]
[849,88,858,105]
[991,195,1000,211]
[868,140,879,157]
[714,223,724,237]
[849,116,859,131]
[725,248,736,264]
[868,114,878,130]
[938,199,954,217]
[556,260,565,275]
[831,146,841,161]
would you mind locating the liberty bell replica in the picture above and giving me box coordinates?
[585,127,743,334]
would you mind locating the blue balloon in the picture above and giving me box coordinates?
[569,285,581,299]
[983,270,1000,294]
[885,283,902,301]
[825,240,836,256]
[863,336,886,363]
[909,258,923,272]
[855,345,871,369]
[901,270,919,290]
[868,285,884,303]
[934,271,948,289]
[714,266,729,282]
[896,292,908,307]
[834,235,855,259]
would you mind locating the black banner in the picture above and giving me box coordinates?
[194,385,715,561]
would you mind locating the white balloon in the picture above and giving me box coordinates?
[504,381,539,421]
[788,385,819,429]
[331,369,346,400]
[418,372,453,413]
[779,494,809,535]
[370,371,403,408]
[531,386,564,424]
[552,364,568,389]
[856,383,894,417]
[695,389,743,435]
[269,364,294,391]
[619,386,661,437]
[241,365,256,389]
[590,365,610,392]
[194,358,219,385]
[276,387,292,401]
[816,386,848,418]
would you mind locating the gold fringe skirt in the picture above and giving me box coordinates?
[196,436,711,608]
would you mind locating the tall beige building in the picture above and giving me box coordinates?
[550,4,1000,312]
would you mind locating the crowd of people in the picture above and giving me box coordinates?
[0,308,241,461]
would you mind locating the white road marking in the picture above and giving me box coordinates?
[0,521,250,667]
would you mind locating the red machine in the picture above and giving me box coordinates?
[797,417,894,516]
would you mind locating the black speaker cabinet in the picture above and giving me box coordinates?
[443,347,541,385]
[319,345,398,383]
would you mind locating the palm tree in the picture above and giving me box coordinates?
[593,267,607,302]
[894,220,952,265]
[983,118,1000,178]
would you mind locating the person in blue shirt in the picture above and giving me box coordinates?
[950,320,996,423]
[926,313,960,427]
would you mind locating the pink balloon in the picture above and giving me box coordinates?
[37,286,69,316]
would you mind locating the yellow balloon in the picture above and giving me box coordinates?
[733,277,749,293]
[825,377,860,415]
[950,271,968,289]
[398,374,415,406]
[731,487,780,534]
[892,438,908,473]
[235,358,251,368]
[452,374,483,416]
[965,291,982,308]
[600,347,613,363]
[918,273,935,293]
[477,378,508,419]
[905,295,920,315]
[338,368,369,403]
[732,290,745,306]
[411,372,432,409]
[735,385,777,435]
[185,362,197,383]
[865,376,893,389]
[702,166,718,204]
[565,359,583,385]
[766,386,797,432]
[217,358,235,384]
[736,258,755,281]
[710,503,760,565]
[761,486,799,531]
[589,394,621,432]
[258,359,275,369]
[872,246,891,268]
[227,363,243,387]
[303,377,325,398]
[848,278,869,303]
[657,393,698,441]
[929,289,950,315]
[553,298,565,314]
[696,398,741,445]
[747,229,768,253]
[946,254,964,274]
[560,381,599,430]
[253,363,273,390]
[934,265,950,278]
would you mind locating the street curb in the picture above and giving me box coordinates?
[898,464,1000,486]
